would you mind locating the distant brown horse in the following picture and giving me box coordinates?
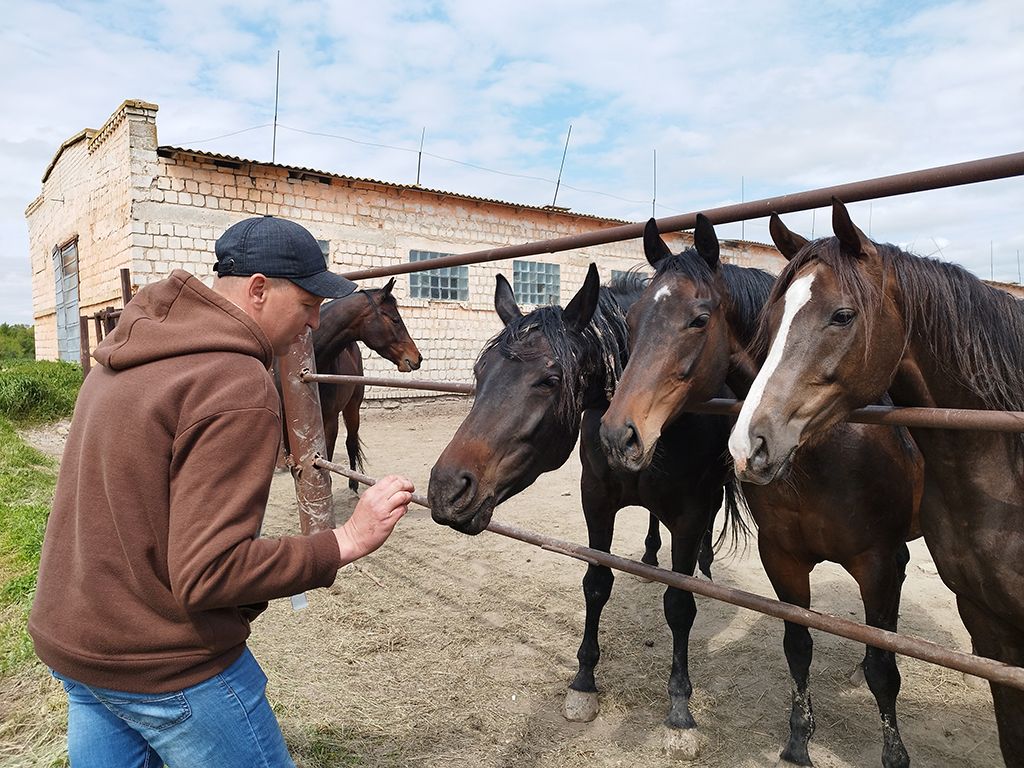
[282,278,422,491]
[730,199,1024,767]
[601,215,923,767]
[429,265,743,756]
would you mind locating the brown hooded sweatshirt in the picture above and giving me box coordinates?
[29,270,342,693]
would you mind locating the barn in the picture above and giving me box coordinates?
[25,99,785,392]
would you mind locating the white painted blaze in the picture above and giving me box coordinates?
[729,271,816,462]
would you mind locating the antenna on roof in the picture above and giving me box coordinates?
[416,127,425,186]
[652,149,657,218]
[272,51,281,163]
[551,124,572,208]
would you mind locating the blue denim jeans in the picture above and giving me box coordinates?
[52,647,295,767]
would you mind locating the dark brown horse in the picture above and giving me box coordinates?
[601,216,923,767]
[283,278,422,491]
[428,264,743,756]
[730,199,1024,767]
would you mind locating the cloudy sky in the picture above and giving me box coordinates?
[2,0,1022,324]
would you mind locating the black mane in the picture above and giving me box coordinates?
[481,278,636,426]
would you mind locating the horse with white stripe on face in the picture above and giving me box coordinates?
[731,198,1024,768]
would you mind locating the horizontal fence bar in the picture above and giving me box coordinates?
[315,457,1024,692]
[341,151,1024,281]
[302,373,1024,432]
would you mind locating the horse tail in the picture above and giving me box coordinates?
[713,476,753,556]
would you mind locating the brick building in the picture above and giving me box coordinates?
[26,99,786,393]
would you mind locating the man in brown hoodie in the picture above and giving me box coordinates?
[30,216,414,767]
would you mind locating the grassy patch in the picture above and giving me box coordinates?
[0,417,57,676]
[0,361,81,426]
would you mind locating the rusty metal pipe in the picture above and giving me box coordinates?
[315,457,1024,692]
[301,374,1024,433]
[341,151,1024,281]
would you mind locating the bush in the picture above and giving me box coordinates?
[0,360,82,424]
[0,324,35,361]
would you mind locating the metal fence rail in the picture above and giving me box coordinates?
[302,372,1024,433]
[316,458,1024,692]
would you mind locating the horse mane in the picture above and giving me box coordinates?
[481,279,634,426]
[757,237,1024,419]
[654,249,776,346]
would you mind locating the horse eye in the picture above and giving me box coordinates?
[830,309,856,326]
[689,313,710,329]
[537,376,561,390]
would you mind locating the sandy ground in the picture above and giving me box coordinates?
[15,398,1004,767]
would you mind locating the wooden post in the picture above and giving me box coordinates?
[120,268,133,306]
[277,329,336,534]
[78,317,91,377]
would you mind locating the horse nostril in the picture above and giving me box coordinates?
[750,435,768,469]
[450,471,477,508]
[623,421,643,459]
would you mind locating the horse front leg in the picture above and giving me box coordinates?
[956,595,1024,768]
[760,539,816,766]
[849,544,911,768]
[642,512,661,566]
[564,489,619,723]
[660,498,719,760]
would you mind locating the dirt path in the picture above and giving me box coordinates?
[249,398,1002,767]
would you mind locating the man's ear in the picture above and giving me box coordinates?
[247,274,271,307]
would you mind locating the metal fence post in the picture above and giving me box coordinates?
[277,329,336,534]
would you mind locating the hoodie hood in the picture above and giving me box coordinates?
[94,270,274,371]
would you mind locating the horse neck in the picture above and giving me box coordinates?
[314,294,372,363]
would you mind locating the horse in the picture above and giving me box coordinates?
[428,264,743,756]
[729,198,1024,767]
[600,215,923,767]
[282,278,422,491]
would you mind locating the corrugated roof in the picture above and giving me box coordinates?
[157,145,636,226]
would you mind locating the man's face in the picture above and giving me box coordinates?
[258,278,324,355]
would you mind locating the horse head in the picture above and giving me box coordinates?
[729,199,904,485]
[428,265,602,534]
[601,215,734,472]
[358,278,423,372]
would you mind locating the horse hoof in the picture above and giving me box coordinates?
[563,689,600,722]
[662,726,706,761]
[780,745,813,766]
[849,662,866,686]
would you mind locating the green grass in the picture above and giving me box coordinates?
[0,360,78,676]
[0,361,81,426]
[0,417,57,675]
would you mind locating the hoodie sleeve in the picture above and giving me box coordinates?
[166,405,343,611]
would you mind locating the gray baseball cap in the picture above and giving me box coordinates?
[213,216,357,298]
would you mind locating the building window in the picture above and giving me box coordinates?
[52,240,81,362]
[513,260,560,306]
[317,239,330,266]
[409,250,469,301]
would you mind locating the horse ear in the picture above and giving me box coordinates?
[643,218,674,266]
[693,213,720,270]
[494,273,522,326]
[769,212,809,261]
[563,263,601,333]
[832,198,878,260]
[382,277,396,296]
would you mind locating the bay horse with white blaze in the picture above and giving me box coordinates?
[600,215,923,767]
[428,265,743,757]
[730,199,1024,767]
